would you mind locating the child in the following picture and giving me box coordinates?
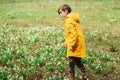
[58,4,90,80]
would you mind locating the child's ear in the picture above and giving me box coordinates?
[65,9,69,14]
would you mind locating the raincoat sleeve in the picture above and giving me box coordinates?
[66,23,78,48]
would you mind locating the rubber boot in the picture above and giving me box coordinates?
[69,76,75,80]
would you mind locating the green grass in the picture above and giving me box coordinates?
[0,0,120,80]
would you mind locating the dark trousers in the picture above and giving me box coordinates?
[68,57,86,77]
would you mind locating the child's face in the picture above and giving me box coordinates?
[59,9,68,18]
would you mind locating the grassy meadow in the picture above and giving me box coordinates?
[0,0,120,80]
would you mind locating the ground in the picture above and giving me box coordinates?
[0,0,120,80]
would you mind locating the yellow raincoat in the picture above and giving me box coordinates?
[63,13,86,58]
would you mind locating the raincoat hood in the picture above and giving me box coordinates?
[66,13,80,23]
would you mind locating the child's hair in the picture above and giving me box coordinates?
[58,4,71,14]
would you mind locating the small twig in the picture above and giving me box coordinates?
[40,46,63,67]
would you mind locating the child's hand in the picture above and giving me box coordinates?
[70,46,74,51]
[62,43,67,48]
